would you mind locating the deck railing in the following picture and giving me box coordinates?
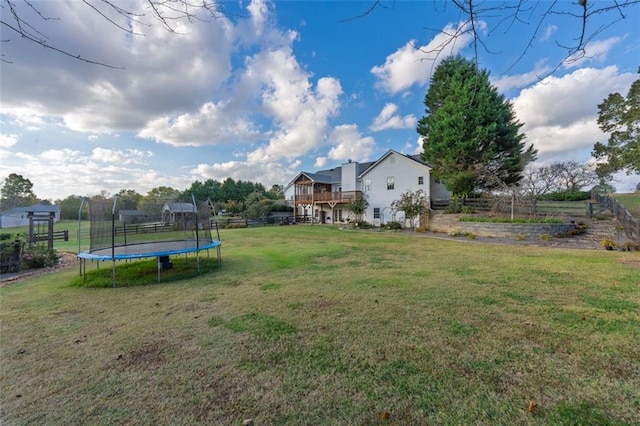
[295,190,362,204]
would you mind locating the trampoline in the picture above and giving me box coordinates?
[78,240,221,261]
[77,195,222,286]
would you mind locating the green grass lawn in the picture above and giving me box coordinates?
[613,192,640,218]
[1,226,639,424]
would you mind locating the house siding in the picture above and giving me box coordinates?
[287,150,450,226]
[360,152,434,226]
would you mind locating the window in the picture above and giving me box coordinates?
[387,176,395,190]
[364,178,371,192]
[373,208,380,219]
[418,176,424,185]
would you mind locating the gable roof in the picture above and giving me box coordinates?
[287,150,432,187]
[2,204,60,215]
[358,150,431,178]
[163,202,196,213]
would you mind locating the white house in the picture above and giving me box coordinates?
[287,150,450,227]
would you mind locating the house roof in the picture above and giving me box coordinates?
[287,150,432,187]
[163,202,196,212]
[358,150,431,178]
[2,204,60,215]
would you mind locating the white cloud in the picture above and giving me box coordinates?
[0,1,236,134]
[246,70,343,162]
[371,21,477,94]
[90,147,152,164]
[327,124,375,162]
[138,101,260,147]
[492,61,553,92]
[314,157,327,168]
[541,25,558,42]
[0,134,18,148]
[512,66,636,161]
[563,36,622,69]
[191,159,298,187]
[370,103,416,131]
[514,66,635,129]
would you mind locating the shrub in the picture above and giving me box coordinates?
[600,237,616,250]
[459,216,564,224]
[385,221,402,230]
[540,191,590,201]
[539,233,553,241]
[619,242,640,252]
[354,221,372,229]
[22,246,60,269]
[460,206,476,214]
[516,234,526,241]
[444,204,462,214]
[225,223,248,229]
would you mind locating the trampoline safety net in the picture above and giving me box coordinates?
[86,197,216,254]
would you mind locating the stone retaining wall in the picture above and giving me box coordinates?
[428,212,576,238]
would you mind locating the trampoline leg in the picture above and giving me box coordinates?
[112,260,116,288]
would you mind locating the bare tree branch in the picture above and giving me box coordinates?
[345,0,640,79]
[0,0,223,67]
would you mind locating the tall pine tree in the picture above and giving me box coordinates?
[417,56,536,198]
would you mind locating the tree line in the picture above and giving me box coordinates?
[0,175,287,221]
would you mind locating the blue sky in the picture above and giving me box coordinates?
[1,0,639,201]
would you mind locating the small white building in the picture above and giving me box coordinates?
[0,204,61,228]
[286,150,450,227]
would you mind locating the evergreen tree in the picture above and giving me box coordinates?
[417,56,536,198]
[592,70,640,179]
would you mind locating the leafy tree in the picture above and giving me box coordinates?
[56,195,86,220]
[391,189,428,230]
[243,192,275,219]
[1,173,38,209]
[592,70,640,179]
[183,179,224,203]
[225,200,244,216]
[116,189,143,210]
[267,184,285,200]
[418,56,536,198]
[138,186,180,218]
[591,182,616,195]
[345,196,369,225]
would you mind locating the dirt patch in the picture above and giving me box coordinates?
[619,259,640,270]
[112,339,172,371]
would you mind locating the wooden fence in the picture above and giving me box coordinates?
[114,222,172,236]
[213,215,294,228]
[589,191,639,242]
[431,197,586,218]
[30,230,69,243]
